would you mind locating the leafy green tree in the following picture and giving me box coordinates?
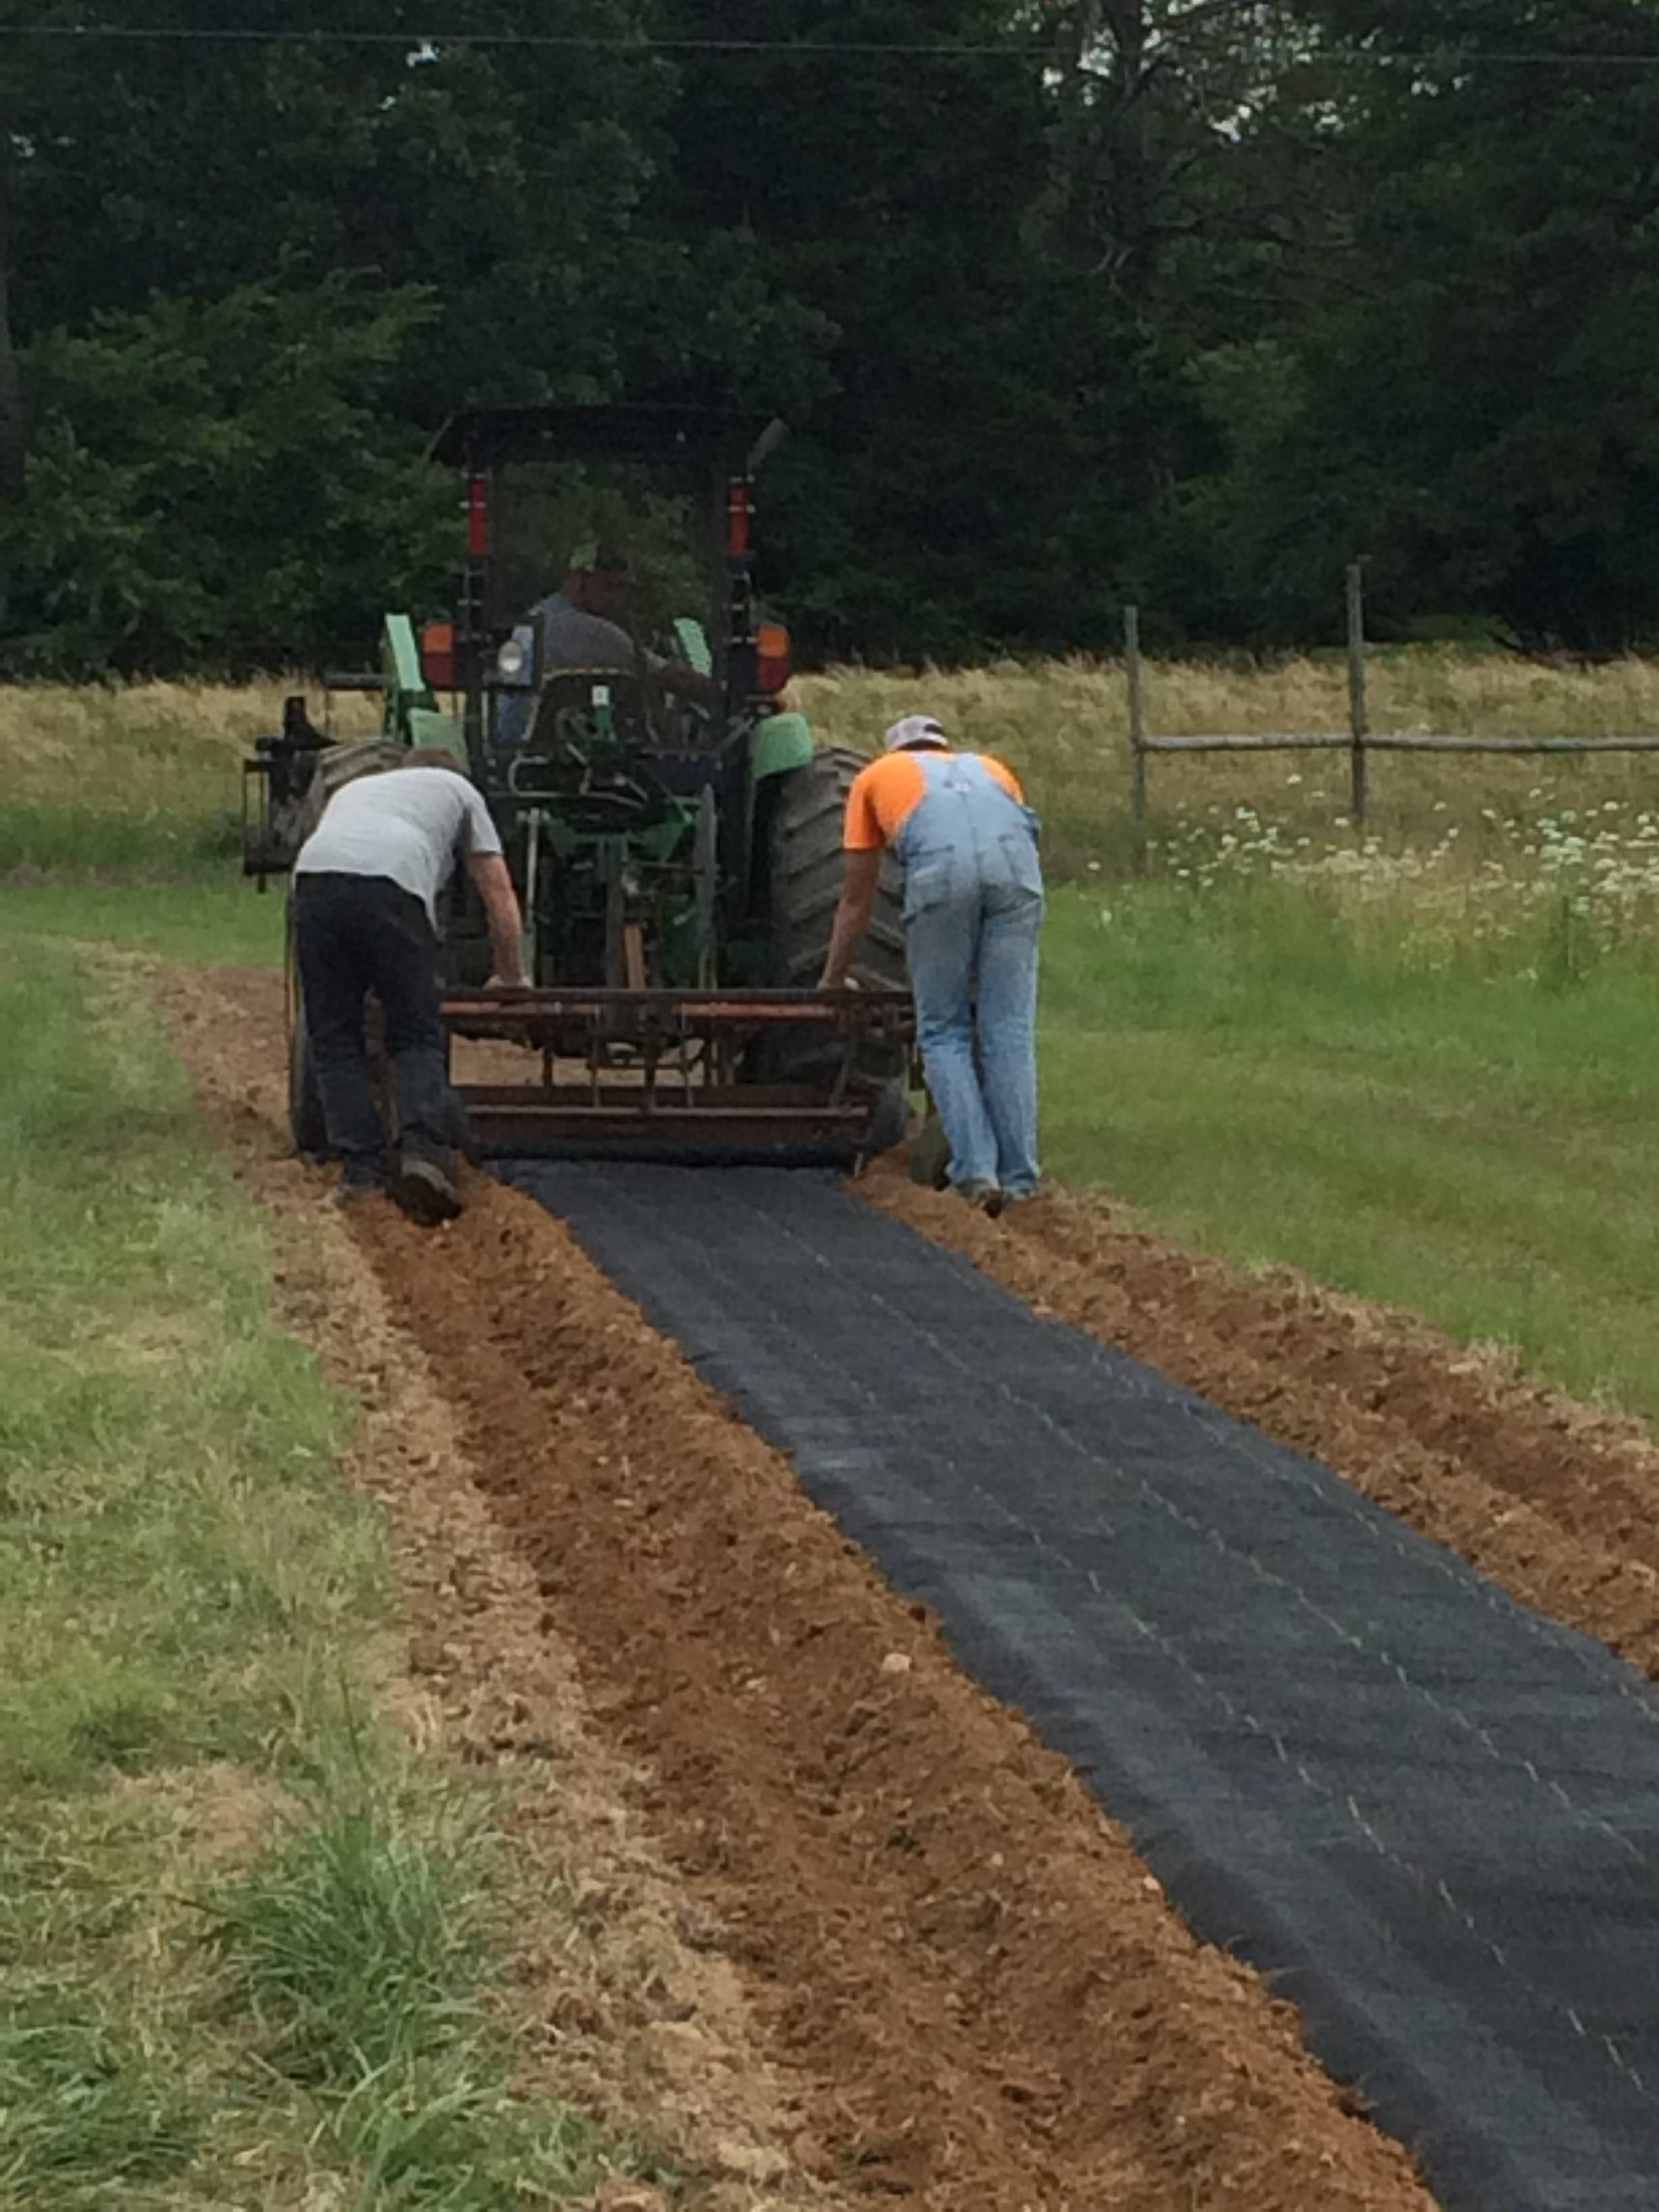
[651,0,1103,658]
[0,278,454,674]
[8,0,1659,668]
[1179,1,1659,649]
[1,0,670,411]
[0,0,842,665]
[1038,2,1317,304]
[655,0,1346,658]
[0,132,22,499]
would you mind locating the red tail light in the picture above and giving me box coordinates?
[726,478,752,559]
[466,475,490,557]
[754,619,791,695]
[420,619,455,691]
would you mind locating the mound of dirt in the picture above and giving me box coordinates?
[161,962,1453,2208]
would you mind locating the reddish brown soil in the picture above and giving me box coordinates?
[157,962,845,2211]
[165,959,1659,2210]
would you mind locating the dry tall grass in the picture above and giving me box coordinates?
[0,679,382,808]
[795,649,1659,875]
[7,650,1659,878]
[0,680,381,872]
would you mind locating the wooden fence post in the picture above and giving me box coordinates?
[1126,603,1148,874]
[1347,561,1369,827]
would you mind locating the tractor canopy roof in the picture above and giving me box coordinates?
[430,405,786,476]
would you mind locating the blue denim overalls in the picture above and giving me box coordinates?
[893,753,1044,1196]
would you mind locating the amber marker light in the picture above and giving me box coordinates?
[754,621,792,695]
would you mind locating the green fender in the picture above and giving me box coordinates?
[672,617,714,676]
[380,614,464,763]
[748,711,816,786]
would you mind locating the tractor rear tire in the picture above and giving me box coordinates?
[759,746,910,1125]
[864,1073,912,1158]
[763,745,907,994]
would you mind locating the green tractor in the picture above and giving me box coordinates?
[244,404,914,1164]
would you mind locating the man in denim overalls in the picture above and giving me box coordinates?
[819,714,1044,1214]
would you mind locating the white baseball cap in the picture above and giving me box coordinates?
[883,714,949,754]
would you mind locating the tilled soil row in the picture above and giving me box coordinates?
[157,961,853,2211]
[161,960,1447,2209]
[865,1170,1659,1683]
[346,1181,1434,2211]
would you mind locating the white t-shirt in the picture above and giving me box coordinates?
[294,767,504,926]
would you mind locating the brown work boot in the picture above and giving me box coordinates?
[393,1148,464,1227]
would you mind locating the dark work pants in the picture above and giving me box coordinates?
[293,872,451,1179]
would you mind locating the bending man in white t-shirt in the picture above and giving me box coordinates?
[291,747,527,1222]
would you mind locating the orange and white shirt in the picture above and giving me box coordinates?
[843,748,1027,859]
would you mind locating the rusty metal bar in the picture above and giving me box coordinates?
[445,986,909,1021]
[458,1095,873,1153]
[463,1105,868,1128]
[459,1083,849,1111]
[445,990,913,1158]
[443,989,914,1071]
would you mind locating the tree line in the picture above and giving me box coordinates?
[2,0,1657,676]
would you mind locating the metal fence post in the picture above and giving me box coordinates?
[1126,603,1148,874]
[1347,561,1369,827]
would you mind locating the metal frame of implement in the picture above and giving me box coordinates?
[443,984,916,1156]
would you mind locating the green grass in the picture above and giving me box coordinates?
[206,1806,642,2207]
[1039,882,1659,1422]
[0,880,286,964]
[10,647,1659,890]
[0,685,249,876]
[0,916,644,2207]
[1,802,242,877]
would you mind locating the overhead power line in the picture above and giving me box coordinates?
[0,23,1658,68]
[0,24,1048,52]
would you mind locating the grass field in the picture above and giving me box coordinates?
[7,649,1659,1423]
[12,647,1659,882]
[0,920,644,2205]
[1039,880,1659,1418]
[0,679,377,878]
[0,880,285,963]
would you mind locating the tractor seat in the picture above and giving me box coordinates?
[525,667,655,758]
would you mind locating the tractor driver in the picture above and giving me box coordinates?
[497,541,718,745]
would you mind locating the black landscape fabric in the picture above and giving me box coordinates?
[507,1160,1659,2212]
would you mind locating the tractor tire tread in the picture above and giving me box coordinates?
[760,746,908,1086]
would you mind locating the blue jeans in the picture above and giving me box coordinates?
[905,874,1043,1196]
